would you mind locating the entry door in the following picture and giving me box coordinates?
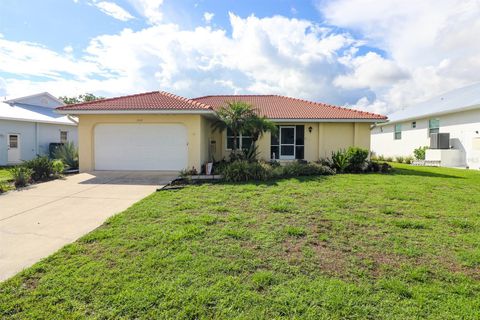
[7,134,21,163]
[280,126,295,160]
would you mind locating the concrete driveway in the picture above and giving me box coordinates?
[0,171,177,282]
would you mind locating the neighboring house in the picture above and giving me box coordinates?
[56,91,386,172]
[0,92,78,166]
[371,83,480,169]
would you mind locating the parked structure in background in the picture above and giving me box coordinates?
[0,92,78,166]
[371,83,480,169]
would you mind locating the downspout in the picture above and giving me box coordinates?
[35,122,39,155]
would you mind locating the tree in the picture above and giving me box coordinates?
[246,115,277,145]
[212,101,257,153]
[59,93,104,105]
[212,101,277,156]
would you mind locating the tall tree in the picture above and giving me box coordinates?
[212,101,256,153]
[212,101,277,154]
[59,93,104,105]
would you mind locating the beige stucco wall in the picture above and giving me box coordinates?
[77,114,207,172]
[215,122,372,162]
[78,115,372,172]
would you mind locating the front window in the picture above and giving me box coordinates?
[226,128,252,150]
[429,119,440,136]
[394,124,402,140]
[60,131,68,143]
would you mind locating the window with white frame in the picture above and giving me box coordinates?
[60,131,68,143]
[226,128,252,150]
[428,119,439,136]
[394,124,402,140]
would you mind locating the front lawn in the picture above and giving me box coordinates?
[1,164,479,318]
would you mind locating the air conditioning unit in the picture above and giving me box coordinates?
[430,133,450,149]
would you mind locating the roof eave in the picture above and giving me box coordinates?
[55,109,216,115]
[375,103,480,127]
[270,118,387,123]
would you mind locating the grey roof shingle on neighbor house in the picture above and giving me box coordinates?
[386,82,480,124]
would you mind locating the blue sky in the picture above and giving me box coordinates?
[0,0,478,114]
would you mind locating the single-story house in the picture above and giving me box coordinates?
[56,91,386,172]
[371,83,480,169]
[0,92,78,166]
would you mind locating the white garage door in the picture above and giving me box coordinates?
[94,123,188,171]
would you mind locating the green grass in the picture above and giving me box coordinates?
[1,164,480,319]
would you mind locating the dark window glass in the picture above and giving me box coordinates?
[242,137,253,150]
[227,137,240,149]
[281,127,295,144]
[227,128,233,136]
[295,126,304,145]
[271,146,279,159]
[295,146,304,159]
[281,145,294,156]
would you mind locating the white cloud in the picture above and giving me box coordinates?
[319,0,480,113]
[94,1,134,21]
[334,52,409,90]
[127,0,163,25]
[63,45,74,54]
[4,2,480,117]
[0,13,364,105]
[203,12,214,24]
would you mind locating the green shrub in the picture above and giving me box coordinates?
[385,156,393,162]
[219,160,272,182]
[346,147,369,172]
[395,156,405,163]
[52,160,65,175]
[54,141,79,169]
[24,156,53,181]
[380,162,392,173]
[413,146,429,160]
[10,166,33,188]
[366,161,392,173]
[0,181,10,193]
[331,149,349,173]
[279,161,335,177]
[404,156,414,164]
[377,155,385,161]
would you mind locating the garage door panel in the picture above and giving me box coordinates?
[94,124,188,171]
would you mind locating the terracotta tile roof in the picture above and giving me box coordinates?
[56,90,386,121]
[192,95,387,120]
[56,91,212,111]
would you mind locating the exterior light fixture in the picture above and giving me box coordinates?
[308,126,313,133]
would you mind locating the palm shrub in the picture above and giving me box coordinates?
[212,101,256,153]
[10,166,33,188]
[54,141,79,169]
[331,149,349,173]
[346,147,369,172]
[24,156,53,181]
